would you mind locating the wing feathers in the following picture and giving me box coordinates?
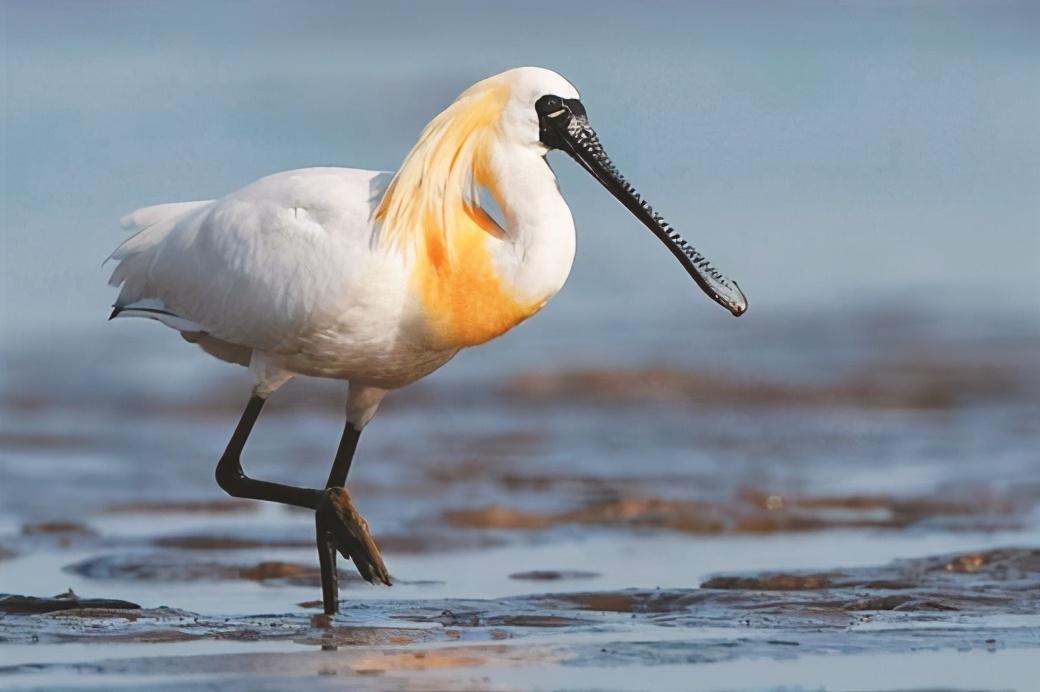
[107,201,211,264]
[106,168,391,351]
[119,201,212,232]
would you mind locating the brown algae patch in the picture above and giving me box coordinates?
[104,499,260,515]
[702,574,834,590]
[554,592,642,613]
[21,521,97,536]
[945,552,994,573]
[0,431,94,451]
[698,548,1040,615]
[63,554,371,586]
[444,506,554,530]
[502,360,1025,410]
[509,570,601,581]
[441,488,1021,536]
[17,521,98,548]
[939,548,1040,576]
[154,534,312,550]
[374,531,508,554]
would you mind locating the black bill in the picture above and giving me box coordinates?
[537,95,748,317]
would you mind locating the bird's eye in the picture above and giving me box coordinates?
[535,95,564,116]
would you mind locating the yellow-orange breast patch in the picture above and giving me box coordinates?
[413,206,546,348]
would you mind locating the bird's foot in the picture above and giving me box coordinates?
[316,487,391,586]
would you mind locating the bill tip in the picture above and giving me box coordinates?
[723,282,748,317]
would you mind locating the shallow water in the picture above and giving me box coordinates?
[1,308,1039,690]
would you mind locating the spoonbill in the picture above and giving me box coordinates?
[107,67,747,614]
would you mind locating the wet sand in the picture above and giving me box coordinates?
[1,310,1039,690]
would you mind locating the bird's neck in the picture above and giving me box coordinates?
[488,142,576,305]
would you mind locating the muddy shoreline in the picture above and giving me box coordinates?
[2,316,1038,689]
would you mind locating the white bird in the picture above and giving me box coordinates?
[107,67,747,614]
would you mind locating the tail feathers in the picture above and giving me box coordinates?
[109,299,206,333]
[107,200,213,317]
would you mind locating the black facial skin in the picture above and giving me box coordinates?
[535,94,748,317]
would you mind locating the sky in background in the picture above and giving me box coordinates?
[1,0,1038,350]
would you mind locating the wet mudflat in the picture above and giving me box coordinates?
[2,309,1039,690]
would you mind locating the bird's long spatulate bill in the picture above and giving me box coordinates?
[549,107,748,316]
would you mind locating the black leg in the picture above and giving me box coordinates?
[316,421,362,614]
[326,422,361,488]
[215,396,322,510]
[315,513,339,614]
[214,396,388,616]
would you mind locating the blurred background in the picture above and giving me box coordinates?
[2,0,1038,341]
[1,2,1039,689]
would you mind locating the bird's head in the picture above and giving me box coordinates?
[492,67,747,317]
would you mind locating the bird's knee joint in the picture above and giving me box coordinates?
[215,458,246,496]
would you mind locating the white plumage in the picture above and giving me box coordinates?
[109,168,445,417]
[112,168,393,347]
